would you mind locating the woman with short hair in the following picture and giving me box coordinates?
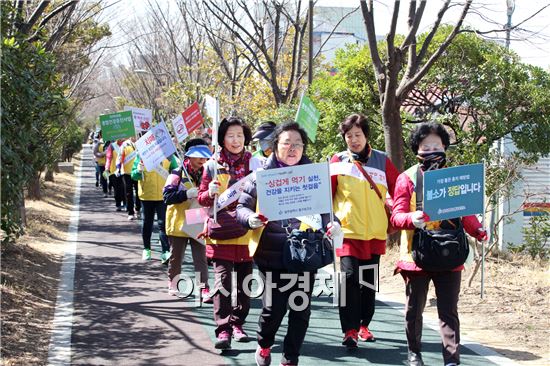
[197,117,263,350]
[238,121,341,366]
[390,122,487,366]
[330,113,399,348]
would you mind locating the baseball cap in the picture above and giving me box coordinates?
[252,121,277,141]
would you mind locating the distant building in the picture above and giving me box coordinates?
[312,6,383,64]
[497,139,549,250]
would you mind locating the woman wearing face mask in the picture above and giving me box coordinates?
[390,122,487,366]
[197,117,263,350]
[330,114,399,349]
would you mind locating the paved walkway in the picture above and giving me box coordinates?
[53,148,509,365]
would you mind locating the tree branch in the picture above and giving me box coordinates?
[397,0,471,101]
[360,0,385,94]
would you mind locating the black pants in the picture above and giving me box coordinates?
[257,268,315,365]
[212,259,253,336]
[402,270,462,365]
[339,255,380,332]
[110,174,125,207]
[141,200,169,252]
[97,164,107,193]
[122,174,141,215]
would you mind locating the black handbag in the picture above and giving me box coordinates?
[411,166,469,271]
[412,219,469,271]
[282,224,334,273]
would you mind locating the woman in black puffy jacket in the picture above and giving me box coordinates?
[237,121,340,366]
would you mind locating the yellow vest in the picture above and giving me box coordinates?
[332,150,389,241]
[109,147,118,174]
[97,143,106,165]
[165,180,194,237]
[398,164,437,264]
[205,170,254,246]
[138,159,171,201]
[122,143,137,175]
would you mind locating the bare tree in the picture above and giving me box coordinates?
[202,0,310,106]
[186,1,254,108]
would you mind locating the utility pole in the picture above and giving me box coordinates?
[505,0,515,51]
[308,0,313,86]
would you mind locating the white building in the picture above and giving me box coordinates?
[312,6,383,64]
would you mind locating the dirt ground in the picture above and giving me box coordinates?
[379,245,550,365]
[1,152,549,365]
[1,161,78,365]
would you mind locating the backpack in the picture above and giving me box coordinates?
[411,166,469,271]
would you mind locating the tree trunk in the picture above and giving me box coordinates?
[45,162,57,182]
[382,97,405,172]
[18,192,26,229]
[27,171,42,200]
[45,169,54,182]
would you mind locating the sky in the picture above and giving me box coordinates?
[103,0,550,70]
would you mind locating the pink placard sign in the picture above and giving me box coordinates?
[185,207,209,225]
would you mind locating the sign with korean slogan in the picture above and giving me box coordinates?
[124,106,153,132]
[99,111,135,141]
[135,121,177,171]
[171,114,188,142]
[256,162,331,221]
[423,163,484,221]
[182,101,204,134]
[295,95,320,142]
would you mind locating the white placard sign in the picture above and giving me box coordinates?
[171,114,189,142]
[124,106,153,132]
[135,122,177,171]
[256,162,331,221]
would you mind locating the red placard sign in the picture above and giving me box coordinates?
[182,101,204,134]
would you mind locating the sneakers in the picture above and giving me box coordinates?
[160,251,171,264]
[407,351,425,366]
[168,280,178,296]
[214,330,231,350]
[358,326,375,342]
[128,214,136,221]
[142,249,152,261]
[201,288,213,304]
[103,193,108,198]
[342,329,358,349]
[232,325,249,342]
[255,345,271,366]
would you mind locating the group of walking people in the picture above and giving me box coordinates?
[91,113,487,366]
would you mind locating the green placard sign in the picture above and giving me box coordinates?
[295,95,320,142]
[99,111,135,141]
